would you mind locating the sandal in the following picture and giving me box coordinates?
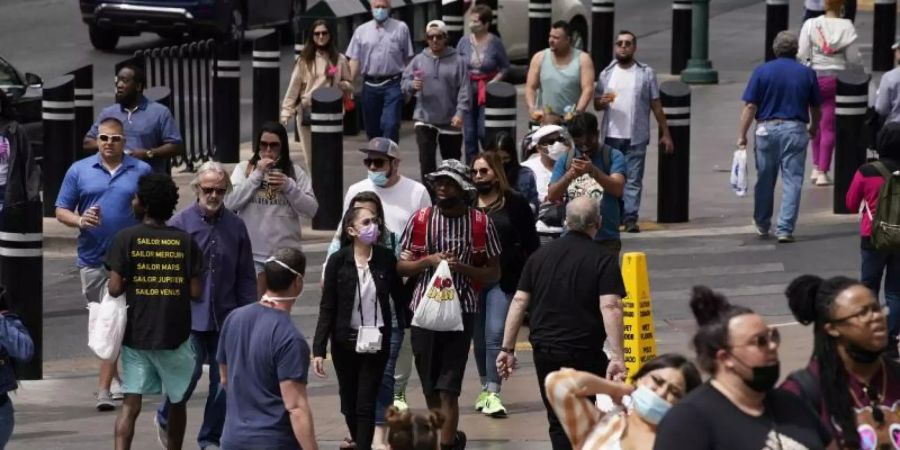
[339,436,357,449]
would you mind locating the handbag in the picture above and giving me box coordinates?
[411,260,463,332]
[87,285,127,361]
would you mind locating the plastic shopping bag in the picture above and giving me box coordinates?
[731,148,748,197]
[411,260,464,332]
[88,286,127,361]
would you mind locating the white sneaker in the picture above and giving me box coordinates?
[96,391,115,412]
[110,379,124,401]
[810,168,822,181]
[815,172,832,186]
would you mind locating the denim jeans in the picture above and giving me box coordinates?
[374,326,405,425]
[0,396,13,448]
[157,331,226,449]
[753,121,809,236]
[394,329,413,395]
[362,79,403,142]
[604,137,647,224]
[463,97,486,163]
[860,247,900,348]
[473,284,512,394]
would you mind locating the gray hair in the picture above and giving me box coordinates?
[565,196,601,233]
[772,31,799,58]
[189,161,233,194]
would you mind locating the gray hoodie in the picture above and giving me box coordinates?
[401,47,469,126]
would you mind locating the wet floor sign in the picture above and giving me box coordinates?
[621,252,657,382]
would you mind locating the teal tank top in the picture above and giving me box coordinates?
[538,48,582,115]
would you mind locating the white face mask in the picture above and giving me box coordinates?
[548,141,569,160]
[261,293,300,304]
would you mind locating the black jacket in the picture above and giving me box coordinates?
[0,120,40,229]
[313,245,405,357]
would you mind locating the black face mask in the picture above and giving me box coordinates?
[474,181,494,194]
[731,355,781,393]
[437,196,464,209]
[845,343,884,364]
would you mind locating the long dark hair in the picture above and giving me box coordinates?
[786,275,864,448]
[249,121,297,180]
[300,20,339,67]
[689,286,754,374]
[340,191,389,248]
[485,131,522,187]
[632,353,702,394]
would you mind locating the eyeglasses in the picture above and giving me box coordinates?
[98,134,124,143]
[200,186,227,196]
[313,31,329,37]
[615,40,635,47]
[540,136,567,146]
[259,141,280,149]
[733,328,781,350]
[427,34,446,41]
[473,167,492,176]
[364,158,389,169]
[831,303,888,324]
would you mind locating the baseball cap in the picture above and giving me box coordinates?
[426,20,448,35]
[425,159,475,192]
[359,137,400,159]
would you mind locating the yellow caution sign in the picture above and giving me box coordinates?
[621,252,657,382]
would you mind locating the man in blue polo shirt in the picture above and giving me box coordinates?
[83,64,182,174]
[55,117,152,411]
[738,31,822,243]
[548,112,627,256]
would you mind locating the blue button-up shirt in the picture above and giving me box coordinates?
[85,96,183,174]
[346,18,414,76]
[168,203,257,331]
[595,60,660,147]
[55,154,152,267]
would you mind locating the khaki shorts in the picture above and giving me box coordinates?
[80,266,109,304]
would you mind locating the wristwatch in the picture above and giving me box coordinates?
[500,347,515,354]
[146,150,155,159]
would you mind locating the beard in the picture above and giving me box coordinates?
[615,53,634,64]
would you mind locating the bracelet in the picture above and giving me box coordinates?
[500,347,515,354]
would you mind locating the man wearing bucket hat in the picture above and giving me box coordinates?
[402,20,470,181]
[397,159,502,450]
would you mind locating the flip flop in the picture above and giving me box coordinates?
[339,437,357,449]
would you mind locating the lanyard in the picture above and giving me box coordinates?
[357,265,379,327]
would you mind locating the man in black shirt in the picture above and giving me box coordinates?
[106,173,204,450]
[497,196,626,450]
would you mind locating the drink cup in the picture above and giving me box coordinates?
[89,205,102,226]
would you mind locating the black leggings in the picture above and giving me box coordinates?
[331,343,390,450]
[415,124,463,181]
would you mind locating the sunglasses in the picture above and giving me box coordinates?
[364,158,389,169]
[734,328,781,350]
[200,186,227,196]
[831,303,887,324]
[98,134,124,143]
[615,40,635,47]
[313,31,329,37]
[540,135,567,146]
[259,141,280,149]
[473,167,492,176]
[427,34,446,41]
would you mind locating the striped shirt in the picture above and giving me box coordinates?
[544,369,630,450]
[399,207,502,314]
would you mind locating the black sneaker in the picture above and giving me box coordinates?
[624,221,641,233]
[777,234,795,243]
[454,431,467,450]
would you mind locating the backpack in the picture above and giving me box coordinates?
[408,206,489,290]
[865,161,900,252]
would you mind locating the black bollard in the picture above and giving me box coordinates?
[671,0,692,75]
[765,0,789,62]
[529,0,552,58]
[0,200,43,380]
[252,29,280,145]
[41,76,76,218]
[657,81,691,223]
[591,0,615,72]
[68,65,93,148]
[872,0,897,72]
[845,0,857,22]
[483,82,517,159]
[834,71,870,214]
[214,39,241,163]
[441,0,465,47]
[310,87,344,230]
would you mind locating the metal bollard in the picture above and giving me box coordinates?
[764,0,789,62]
[657,81,691,223]
[591,0,615,72]
[214,39,241,163]
[483,82,517,159]
[873,0,897,72]
[441,0,465,47]
[310,87,344,230]
[252,29,281,145]
[0,200,42,380]
[834,71,870,214]
[529,0,552,58]
[68,65,93,149]
[671,0,692,75]
[41,76,76,218]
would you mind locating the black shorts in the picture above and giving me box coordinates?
[411,313,475,397]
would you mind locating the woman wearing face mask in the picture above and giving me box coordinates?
[522,125,571,202]
[544,354,701,450]
[470,152,539,417]
[654,286,834,450]
[456,4,510,162]
[484,132,539,212]
[280,19,353,171]
[313,206,404,450]
[780,275,899,449]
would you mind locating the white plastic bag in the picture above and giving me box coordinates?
[730,148,748,197]
[411,260,463,332]
[88,286,127,361]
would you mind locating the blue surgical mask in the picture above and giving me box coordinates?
[631,385,671,425]
[368,170,389,187]
[372,7,389,22]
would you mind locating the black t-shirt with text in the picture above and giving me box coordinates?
[106,223,204,350]
[654,383,832,450]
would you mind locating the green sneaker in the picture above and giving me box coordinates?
[481,393,508,417]
[474,391,490,412]
[393,392,409,411]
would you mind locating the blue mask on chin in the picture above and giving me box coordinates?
[368,170,389,187]
[631,385,671,425]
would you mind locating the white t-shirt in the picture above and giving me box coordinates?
[351,262,383,329]
[342,176,432,235]
[522,155,553,202]
[606,64,637,140]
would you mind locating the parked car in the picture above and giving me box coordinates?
[78,0,302,51]
[0,56,42,153]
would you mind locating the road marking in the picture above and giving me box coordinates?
[639,244,775,256]
[653,283,788,302]
[651,262,784,279]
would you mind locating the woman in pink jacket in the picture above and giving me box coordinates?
[845,122,900,358]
